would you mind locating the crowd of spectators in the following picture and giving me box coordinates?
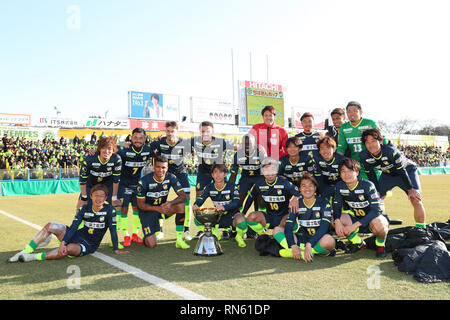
[0,133,448,180]
[398,145,449,167]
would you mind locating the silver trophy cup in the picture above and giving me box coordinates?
[193,208,224,256]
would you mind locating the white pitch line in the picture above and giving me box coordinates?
[0,209,208,300]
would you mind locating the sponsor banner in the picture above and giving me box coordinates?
[291,107,325,129]
[0,126,59,140]
[190,97,234,124]
[129,119,167,131]
[238,80,285,127]
[0,113,31,126]
[33,117,130,129]
[128,91,180,121]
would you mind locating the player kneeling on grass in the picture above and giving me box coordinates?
[241,158,301,249]
[359,128,426,229]
[136,155,189,249]
[278,173,336,262]
[333,158,389,258]
[192,164,247,247]
[7,184,129,263]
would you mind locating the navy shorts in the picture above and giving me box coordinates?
[379,165,421,197]
[196,171,213,192]
[66,230,98,256]
[237,175,260,195]
[118,183,138,208]
[139,210,170,238]
[262,212,287,229]
[318,183,336,201]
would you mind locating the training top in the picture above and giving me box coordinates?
[117,145,153,185]
[150,137,189,174]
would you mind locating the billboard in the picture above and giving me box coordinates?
[190,96,234,124]
[33,117,130,129]
[291,107,326,129]
[0,113,31,126]
[0,126,59,140]
[238,81,285,127]
[128,91,180,121]
[129,119,167,131]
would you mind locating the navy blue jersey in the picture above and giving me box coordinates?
[150,137,189,174]
[243,176,302,217]
[62,203,119,251]
[79,154,122,188]
[231,147,267,178]
[333,179,383,227]
[117,145,154,185]
[295,131,321,158]
[311,152,347,187]
[137,172,183,207]
[191,136,234,174]
[194,180,240,215]
[359,144,415,192]
[284,196,332,248]
[278,153,313,185]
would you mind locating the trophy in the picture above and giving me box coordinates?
[193,208,224,256]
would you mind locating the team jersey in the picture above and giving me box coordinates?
[62,203,119,251]
[295,131,321,158]
[190,136,233,174]
[231,147,267,178]
[194,180,240,215]
[284,196,332,248]
[278,153,313,185]
[336,118,387,163]
[333,179,383,227]
[243,176,302,217]
[117,145,154,185]
[359,144,415,192]
[137,172,183,208]
[79,154,122,187]
[150,137,189,174]
[311,152,347,187]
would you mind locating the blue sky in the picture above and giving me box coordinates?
[1,0,449,126]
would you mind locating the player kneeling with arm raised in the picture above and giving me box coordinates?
[136,155,189,249]
[333,158,389,258]
[7,184,129,263]
[278,173,336,262]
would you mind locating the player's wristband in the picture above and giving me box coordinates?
[80,195,88,201]
[112,196,118,201]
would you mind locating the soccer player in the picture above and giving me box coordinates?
[136,155,189,249]
[295,112,322,159]
[242,158,301,249]
[116,127,154,247]
[311,136,347,201]
[249,105,288,160]
[336,101,387,179]
[326,107,346,145]
[8,184,129,263]
[229,134,267,210]
[278,173,335,262]
[360,128,426,228]
[278,137,313,185]
[333,158,389,258]
[150,121,193,240]
[193,164,247,247]
[191,121,234,197]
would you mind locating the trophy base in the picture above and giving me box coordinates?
[193,234,223,256]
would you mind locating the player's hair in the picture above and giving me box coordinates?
[165,121,178,129]
[261,105,276,116]
[338,158,360,174]
[154,155,169,166]
[242,134,256,146]
[300,112,314,121]
[261,157,278,169]
[285,136,302,149]
[298,172,319,190]
[346,101,362,110]
[97,136,117,154]
[200,121,214,129]
[90,184,109,198]
[361,128,383,145]
[330,108,345,117]
[211,163,228,174]
[151,93,159,101]
[132,127,146,136]
[317,136,337,150]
